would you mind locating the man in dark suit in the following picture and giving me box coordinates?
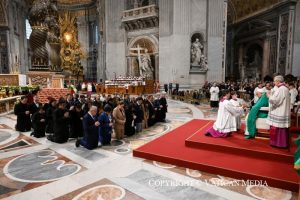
[52,99,70,143]
[76,106,100,150]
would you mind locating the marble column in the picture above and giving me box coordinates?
[154,53,159,81]
[238,45,244,79]
[126,56,131,76]
[262,38,270,79]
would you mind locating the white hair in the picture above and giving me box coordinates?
[89,105,98,112]
[274,75,284,83]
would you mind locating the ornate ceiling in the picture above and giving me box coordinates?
[228,0,285,24]
[0,0,7,27]
[57,0,93,5]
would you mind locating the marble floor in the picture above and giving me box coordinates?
[0,99,297,200]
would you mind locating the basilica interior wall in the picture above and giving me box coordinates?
[159,0,224,88]
[77,16,89,80]
[207,0,226,83]
[104,0,126,80]
[2,0,28,75]
[292,1,300,76]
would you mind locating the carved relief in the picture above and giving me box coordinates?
[269,36,277,74]
[0,0,8,27]
[278,13,288,75]
[0,33,8,73]
[31,75,48,87]
[122,4,159,31]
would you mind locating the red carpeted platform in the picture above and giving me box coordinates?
[185,129,296,163]
[133,119,299,192]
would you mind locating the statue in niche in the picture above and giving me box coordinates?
[249,50,262,67]
[190,38,208,70]
[140,48,154,79]
[191,38,203,66]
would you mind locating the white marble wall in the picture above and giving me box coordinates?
[77,16,89,79]
[105,0,126,79]
[159,0,225,87]
[292,1,300,76]
[101,0,225,86]
[6,0,28,74]
[207,0,226,82]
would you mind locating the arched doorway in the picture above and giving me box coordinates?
[127,35,158,80]
[245,43,263,80]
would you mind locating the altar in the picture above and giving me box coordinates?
[97,76,154,95]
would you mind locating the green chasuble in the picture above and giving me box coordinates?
[295,136,300,175]
[246,93,269,137]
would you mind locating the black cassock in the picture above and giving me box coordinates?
[29,103,39,115]
[53,108,69,143]
[69,109,84,138]
[145,100,155,127]
[31,112,46,138]
[159,97,168,121]
[14,102,31,132]
[124,104,135,136]
[45,106,55,134]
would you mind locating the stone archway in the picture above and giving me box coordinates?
[244,43,263,80]
[127,35,158,80]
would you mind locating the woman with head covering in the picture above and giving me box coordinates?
[98,104,113,145]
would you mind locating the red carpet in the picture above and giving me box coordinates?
[133,119,299,192]
[186,129,296,163]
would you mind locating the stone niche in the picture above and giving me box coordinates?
[27,71,64,88]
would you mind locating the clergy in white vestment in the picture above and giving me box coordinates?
[289,84,298,110]
[266,75,290,148]
[253,83,264,104]
[206,90,245,137]
[229,91,245,130]
[209,83,220,109]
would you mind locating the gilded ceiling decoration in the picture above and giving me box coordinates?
[0,0,8,27]
[59,12,84,78]
[228,0,285,23]
[57,0,93,5]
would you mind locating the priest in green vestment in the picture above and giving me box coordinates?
[295,136,300,174]
[245,88,269,139]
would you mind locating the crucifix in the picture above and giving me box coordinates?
[129,44,144,76]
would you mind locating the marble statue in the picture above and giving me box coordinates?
[140,48,154,79]
[191,38,203,66]
[249,50,262,67]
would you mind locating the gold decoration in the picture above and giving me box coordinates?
[228,0,284,23]
[59,12,84,79]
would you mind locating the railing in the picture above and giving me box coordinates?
[122,4,158,22]
[0,96,23,115]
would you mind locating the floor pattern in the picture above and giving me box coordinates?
[0,99,297,200]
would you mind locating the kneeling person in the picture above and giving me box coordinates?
[76,106,100,150]
[31,106,46,138]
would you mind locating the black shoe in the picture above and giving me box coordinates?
[75,139,80,148]
[205,132,211,137]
